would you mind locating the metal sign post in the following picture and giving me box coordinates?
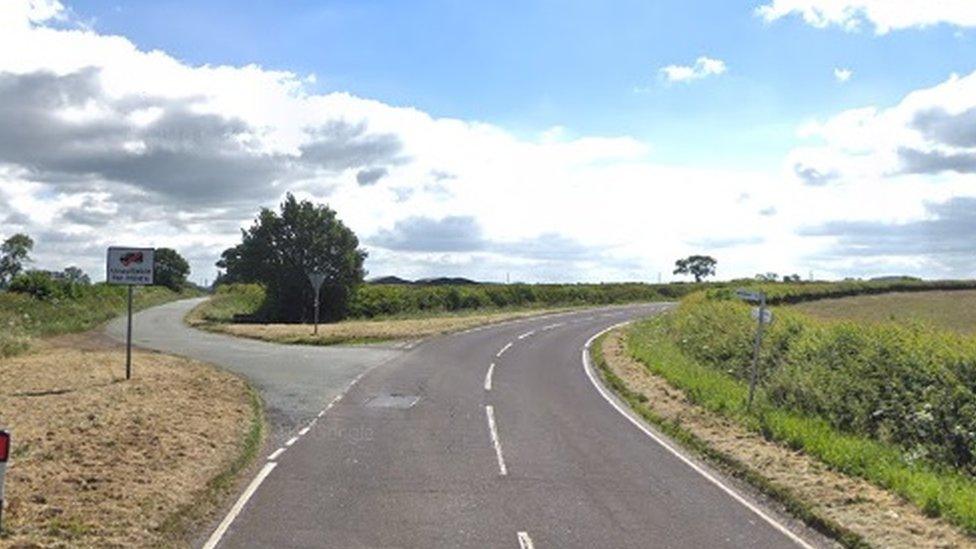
[735,288,771,411]
[0,430,9,534]
[307,272,327,335]
[107,247,155,380]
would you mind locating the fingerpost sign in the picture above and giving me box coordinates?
[735,288,771,410]
[308,272,327,335]
[107,247,155,380]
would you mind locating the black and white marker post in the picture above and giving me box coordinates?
[106,247,155,380]
[0,430,10,534]
[735,288,773,411]
[308,272,327,335]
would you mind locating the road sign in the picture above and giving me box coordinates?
[0,430,8,533]
[106,247,154,285]
[307,272,328,335]
[735,288,763,302]
[751,307,774,324]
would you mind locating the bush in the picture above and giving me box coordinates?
[660,299,976,473]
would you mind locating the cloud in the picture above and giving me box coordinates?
[834,68,853,83]
[757,0,976,34]
[355,167,388,186]
[370,216,486,252]
[898,147,976,174]
[799,197,976,272]
[911,106,976,147]
[659,56,727,83]
[793,162,840,185]
[688,236,764,249]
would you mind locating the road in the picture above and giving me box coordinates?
[110,300,823,548]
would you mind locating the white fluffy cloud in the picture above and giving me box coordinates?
[659,57,727,83]
[834,67,853,82]
[757,0,976,34]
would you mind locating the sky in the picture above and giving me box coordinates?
[1,0,976,284]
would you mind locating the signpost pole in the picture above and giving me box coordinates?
[747,293,766,411]
[0,430,10,534]
[126,285,133,380]
[313,286,320,335]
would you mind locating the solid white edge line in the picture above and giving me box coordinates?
[517,531,535,549]
[266,447,285,461]
[485,405,508,475]
[202,462,277,549]
[485,362,496,391]
[496,342,513,357]
[581,322,814,549]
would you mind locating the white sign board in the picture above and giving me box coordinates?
[106,247,154,285]
[751,307,774,324]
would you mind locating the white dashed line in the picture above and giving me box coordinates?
[496,342,513,357]
[485,405,508,475]
[517,531,535,549]
[285,436,299,447]
[266,447,285,461]
[484,362,496,391]
[298,426,310,436]
[202,462,277,549]
[517,330,535,340]
[581,325,813,549]
[540,322,565,331]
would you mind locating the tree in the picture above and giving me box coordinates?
[154,248,191,291]
[783,273,803,283]
[217,193,366,322]
[62,266,91,285]
[0,233,34,288]
[673,255,717,283]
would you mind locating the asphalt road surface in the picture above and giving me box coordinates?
[111,300,824,548]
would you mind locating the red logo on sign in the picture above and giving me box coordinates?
[120,252,144,266]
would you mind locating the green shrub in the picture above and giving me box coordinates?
[659,299,976,473]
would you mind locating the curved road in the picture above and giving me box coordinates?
[110,300,825,548]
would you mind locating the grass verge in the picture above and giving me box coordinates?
[187,301,578,346]
[792,289,976,334]
[621,315,976,540]
[0,345,263,547]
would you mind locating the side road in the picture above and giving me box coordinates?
[105,298,402,443]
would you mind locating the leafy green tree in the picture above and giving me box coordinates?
[62,266,91,285]
[217,193,366,322]
[673,255,717,283]
[153,248,190,291]
[0,233,34,288]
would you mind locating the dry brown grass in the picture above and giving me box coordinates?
[189,307,570,345]
[600,329,975,548]
[0,344,256,548]
[792,290,976,334]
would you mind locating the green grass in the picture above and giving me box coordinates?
[793,290,976,334]
[0,284,199,357]
[627,316,976,535]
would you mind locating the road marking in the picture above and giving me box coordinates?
[581,324,814,549]
[517,330,535,340]
[267,447,285,461]
[202,462,277,549]
[298,426,310,436]
[285,436,299,447]
[517,531,535,549]
[485,362,496,391]
[496,342,513,357]
[485,405,508,475]
[541,322,565,331]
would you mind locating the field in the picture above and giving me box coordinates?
[793,289,976,334]
[0,343,261,547]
